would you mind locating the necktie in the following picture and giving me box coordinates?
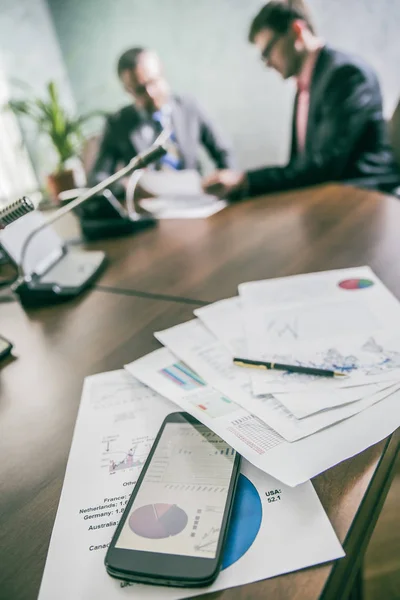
[296,80,310,155]
[152,109,183,170]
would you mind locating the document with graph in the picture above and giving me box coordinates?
[126,348,286,464]
[38,370,344,600]
[239,266,400,395]
[125,348,400,486]
[194,296,396,418]
[154,319,399,442]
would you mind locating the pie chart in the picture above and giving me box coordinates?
[129,503,188,539]
[222,474,263,569]
[338,278,374,290]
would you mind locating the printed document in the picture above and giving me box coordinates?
[138,170,227,219]
[154,319,399,441]
[239,267,400,395]
[125,349,400,486]
[194,297,395,417]
[38,370,344,600]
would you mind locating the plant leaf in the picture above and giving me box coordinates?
[6,79,101,169]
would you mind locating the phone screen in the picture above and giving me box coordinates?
[115,421,236,560]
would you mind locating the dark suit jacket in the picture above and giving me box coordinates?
[89,94,235,189]
[247,46,399,196]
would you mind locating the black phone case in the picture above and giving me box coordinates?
[105,411,241,587]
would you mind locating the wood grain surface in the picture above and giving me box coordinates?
[0,183,399,600]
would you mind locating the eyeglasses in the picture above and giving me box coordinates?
[261,33,282,62]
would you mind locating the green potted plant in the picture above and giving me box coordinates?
[7,81,100,203]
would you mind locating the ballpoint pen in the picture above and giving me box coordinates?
[233,357,348,378]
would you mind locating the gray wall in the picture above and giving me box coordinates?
[47,0,400,171]
[0,0,75,181]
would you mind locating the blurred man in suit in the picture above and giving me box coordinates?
[203,0,399,198]
[90,47,235,189]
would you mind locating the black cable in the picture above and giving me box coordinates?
[94,284,209,306]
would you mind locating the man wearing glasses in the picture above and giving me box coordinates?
[90,47,235,190]
[203,1,399,198]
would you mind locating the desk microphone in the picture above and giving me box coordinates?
[0,197,35,229]
[0,137,167,307]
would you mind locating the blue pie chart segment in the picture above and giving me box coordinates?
[222,474,263,569]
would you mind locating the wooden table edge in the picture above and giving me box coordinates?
[320,429,400,600]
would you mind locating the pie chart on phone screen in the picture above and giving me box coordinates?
[129,503,188,539]
[222,474,263,569]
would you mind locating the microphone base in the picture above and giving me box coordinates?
[79,215,157,241]
[12,280,80,308]
[12,250,107,308]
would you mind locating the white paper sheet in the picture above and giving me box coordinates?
[238,266,400,309]
[274,383,396,418]
[239,267,400,395]
[138,170,227,219]
[195,296,246,356]
[126,349,286,470]
[38,370,344,600]
[139,197,227,219]
[194,297,391,417]
[155,319,399,441]
[125,349,400,486]
[139,170,206,197]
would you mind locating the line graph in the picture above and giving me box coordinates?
[194,525,221,552]
[90,376,160,412]
[266,317,299,340]
[101,434,153,475]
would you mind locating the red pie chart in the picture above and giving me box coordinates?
[129,503,188,539]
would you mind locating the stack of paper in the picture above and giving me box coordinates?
[38,371,344,600]
[38,266,400,598]
[126,267,400,487]
[138,170,227,219]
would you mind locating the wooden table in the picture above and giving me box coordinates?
[0,183,399,600]
[93,183,400,302]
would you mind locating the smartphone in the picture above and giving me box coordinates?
[105,412,241,587]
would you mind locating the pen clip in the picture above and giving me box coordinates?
[233,360,268,370]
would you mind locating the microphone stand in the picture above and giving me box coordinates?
[13,138,167,304]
